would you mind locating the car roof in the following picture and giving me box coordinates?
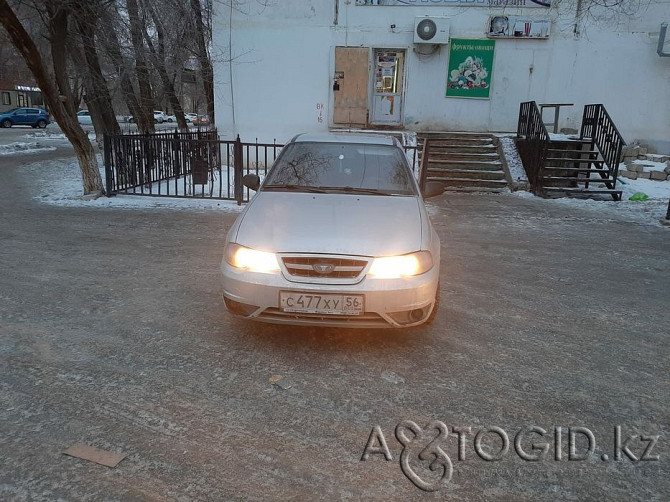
[291,132,400,147]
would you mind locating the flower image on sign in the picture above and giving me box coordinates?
[446,39,495,99]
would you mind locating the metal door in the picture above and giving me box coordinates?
[370,49,404,126]
[333,47,369,127]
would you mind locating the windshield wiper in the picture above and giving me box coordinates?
[319,186,390,196]
[263,184,327,193]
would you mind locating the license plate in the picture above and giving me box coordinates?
[279,292,364,315]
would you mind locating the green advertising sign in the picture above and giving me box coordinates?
[446,39,496,99]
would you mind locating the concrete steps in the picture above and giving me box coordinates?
[418,133,509,193]
[540,139,622,200]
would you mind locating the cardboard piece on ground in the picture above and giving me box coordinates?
[63,444,126,468]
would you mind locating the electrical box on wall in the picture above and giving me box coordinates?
[414,17,450,44]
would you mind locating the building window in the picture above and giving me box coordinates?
[1,92,9,105]
[18,94,25,106]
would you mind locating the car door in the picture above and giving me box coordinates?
[13,108,28,125]
[26,109,39,125]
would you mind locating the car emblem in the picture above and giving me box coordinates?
[313,263,335,274]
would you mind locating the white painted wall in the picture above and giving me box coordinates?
[213,1,670,151]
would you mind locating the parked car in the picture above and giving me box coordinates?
[164,114,176,123]
[77,110,93,125]
[0,107,50,128]
[185,113,198,122]
[221,133,444,328]
[192,115,210,125]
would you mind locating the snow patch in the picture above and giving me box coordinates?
[498,136,528,185]
[0,142,57,156]
[22,156,244,212]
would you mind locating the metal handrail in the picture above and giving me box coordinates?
[580,104,626,182]
[516,101,549,193]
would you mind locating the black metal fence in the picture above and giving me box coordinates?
[580,104,626,181]
[104,130,282,204]
[516,101,549,192]
[104,131,422,203]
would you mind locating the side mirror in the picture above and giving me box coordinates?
[422,181,445,199]
[242,173,261,191]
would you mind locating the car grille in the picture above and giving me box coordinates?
[259,308,389,327]
[280,255,369,284]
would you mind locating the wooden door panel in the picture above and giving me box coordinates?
[333,47,368,126]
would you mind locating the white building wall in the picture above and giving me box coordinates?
[213,1,670,151]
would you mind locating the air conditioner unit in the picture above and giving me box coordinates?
[414,16,450,44]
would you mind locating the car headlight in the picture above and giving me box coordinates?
[225,243,280,273]
[367,251,433,279]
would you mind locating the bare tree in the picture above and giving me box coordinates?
[72,0,120,140]
[0,0,104,194]
[141,1,189,129]
[190,0,214,123]
[126,0,155,133]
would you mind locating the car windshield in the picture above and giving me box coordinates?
[263,142,416,195]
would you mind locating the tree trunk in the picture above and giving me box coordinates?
[0,0,103,195]
[98,8,142,128]
[126,0,155,133]
[190,0,214,124]
[73,2,120,138]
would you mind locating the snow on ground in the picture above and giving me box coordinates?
[497,135,528,185]
[22,156,244,212]
[514,176,670,226]
[0,142,57,156]
[629,159,668,171]
[23,131,96,141]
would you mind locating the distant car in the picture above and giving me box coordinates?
[221,133,444,328]
[164,114,176,123]
[0,107,50,128]
[192,115,210,125]
[185,113,197,122]
[77,110,93,125]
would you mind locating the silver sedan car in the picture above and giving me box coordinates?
[221,133,443,328]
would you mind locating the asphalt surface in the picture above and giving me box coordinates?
[0,145,668,501]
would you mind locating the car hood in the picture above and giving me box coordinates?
[233,192,425,256]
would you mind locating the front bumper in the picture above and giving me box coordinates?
[221,260,439,328]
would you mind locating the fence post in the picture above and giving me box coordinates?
[234,134,243,205]
[103,134,113,197]
[419,139,430,193]
[666,198,670,220]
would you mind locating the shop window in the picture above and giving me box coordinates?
[18,94,25,106]
[1,92,9,105]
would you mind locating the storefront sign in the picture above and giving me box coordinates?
[15,85,40,92]
[356,0,552,7]
[446,39,495,99]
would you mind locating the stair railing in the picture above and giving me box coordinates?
[516,101,549,193]
[580,104,626,183]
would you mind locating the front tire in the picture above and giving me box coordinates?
[36,119,47,129]
[1,119,11,128]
